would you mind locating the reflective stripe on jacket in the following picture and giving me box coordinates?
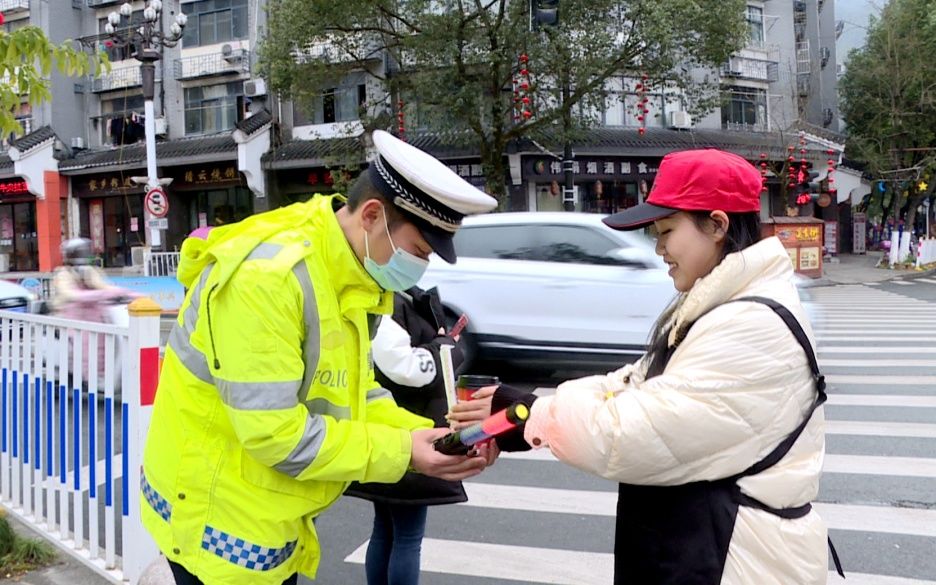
[141,195,432,585]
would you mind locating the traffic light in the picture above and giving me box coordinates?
[532,0,559,29]
[794,166,821,205]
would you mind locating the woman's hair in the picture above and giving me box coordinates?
[643,211,762,378]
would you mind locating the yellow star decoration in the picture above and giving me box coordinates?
[919,181,929,192]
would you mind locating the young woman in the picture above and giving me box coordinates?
[450,149,840,585]
[346,286,471,585]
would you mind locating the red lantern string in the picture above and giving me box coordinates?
[636,73,650,137]
[516,54,533,122]
[397,100,406,141]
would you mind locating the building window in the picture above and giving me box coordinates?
[184,81,245,135]
[294,83,366,125]
[181,0,248,48]
[721,86,767,130]
[747,5,765,47]
[101,94,146,145]
[601,77,638,127]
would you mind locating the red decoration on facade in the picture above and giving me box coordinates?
[0,180,29,195]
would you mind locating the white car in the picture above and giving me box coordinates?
[0,280,37,314]
[418,212,677,370]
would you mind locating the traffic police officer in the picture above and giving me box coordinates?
[141,130,498,585]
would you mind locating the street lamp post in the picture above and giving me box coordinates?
[103,1,186,249]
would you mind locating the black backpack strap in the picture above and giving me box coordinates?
[726,296,827,479]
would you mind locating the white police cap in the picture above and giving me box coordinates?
[369,129,497,263]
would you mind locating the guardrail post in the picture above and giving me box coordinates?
[123,298,162,584]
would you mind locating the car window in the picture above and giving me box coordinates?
[452,225,540,260]
[533,225,626,265]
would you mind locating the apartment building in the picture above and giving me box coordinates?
[0,0,840,271]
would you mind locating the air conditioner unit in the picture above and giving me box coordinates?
[154,117,167,136]
[70,137,86,149]
[244,78,267,97]
[131,246,147,267]
[668,111,692,129]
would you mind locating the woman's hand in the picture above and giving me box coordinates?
[447,385,496,429]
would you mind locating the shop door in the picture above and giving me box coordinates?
[0,203,38,272]
[102,196,144,267]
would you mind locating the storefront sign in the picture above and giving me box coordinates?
[173,164,240,189]
[130,217,139,232]
[525,157,659,180]
[853,212,867,254]
[73,173,142,198]
[776,226,821,244]
[89,200,105,254]
[824,221,838,255]
[799,247,821,270]
[0,179,29,196]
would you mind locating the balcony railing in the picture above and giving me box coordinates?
[86,0,121,6]
[721,56,779,83]
[91,65,163,93]
[173,49,250,80]
[0,0,29,13]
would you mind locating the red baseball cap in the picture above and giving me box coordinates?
[603,149,762,231]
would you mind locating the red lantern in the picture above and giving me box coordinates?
[635,83,643,91]
[637,115,644,122]
[826,148,835,155]
[520,69,528,76]
[641,72,649,80]
[519,54,529,63]
[760,152,767,159]
[638,127,646,136]
[521,96,530,104]
[522,110,533,119]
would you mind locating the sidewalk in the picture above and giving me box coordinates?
[1,516,107,585]
[1,515,174,585]
[806,251,935,287]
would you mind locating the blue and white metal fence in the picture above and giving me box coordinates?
[0,300,162,584]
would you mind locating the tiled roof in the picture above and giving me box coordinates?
[264,126,830,169]
[59,134,237,173]
[0,154,12,175]
[10,126,56,153]
[263,135,366,168]
[235,109,273,136]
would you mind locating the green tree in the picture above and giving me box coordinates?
[0,25,109,137]
[260,0,747,203]
[839,0,936,228]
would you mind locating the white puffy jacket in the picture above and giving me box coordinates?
[523,236,828,585]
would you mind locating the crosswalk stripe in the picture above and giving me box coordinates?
[500,451,936,478]
[459,483,936,537]
[825,420,936,438]
[345,538,614,585]
[827,394,936,407]
[891,280,913,285]
[816,336,936,342]
[820,346,936,353]
[917,278,936,284]
[345,538,936,585]
[822,455,936,478]
[826,374,936,385]
[819,358,936,367]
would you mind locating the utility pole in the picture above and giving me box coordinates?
[531,0,574,211]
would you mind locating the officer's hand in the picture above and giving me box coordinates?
[410,428,487,481]
[446,385,496,430]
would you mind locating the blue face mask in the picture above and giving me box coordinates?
[363,209,430,291]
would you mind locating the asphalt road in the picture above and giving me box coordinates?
[304,278,936,585]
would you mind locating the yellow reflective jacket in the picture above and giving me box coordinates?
[141,195,432,584]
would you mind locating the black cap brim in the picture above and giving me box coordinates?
[603,203,679,231]
[418,222,457,264]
